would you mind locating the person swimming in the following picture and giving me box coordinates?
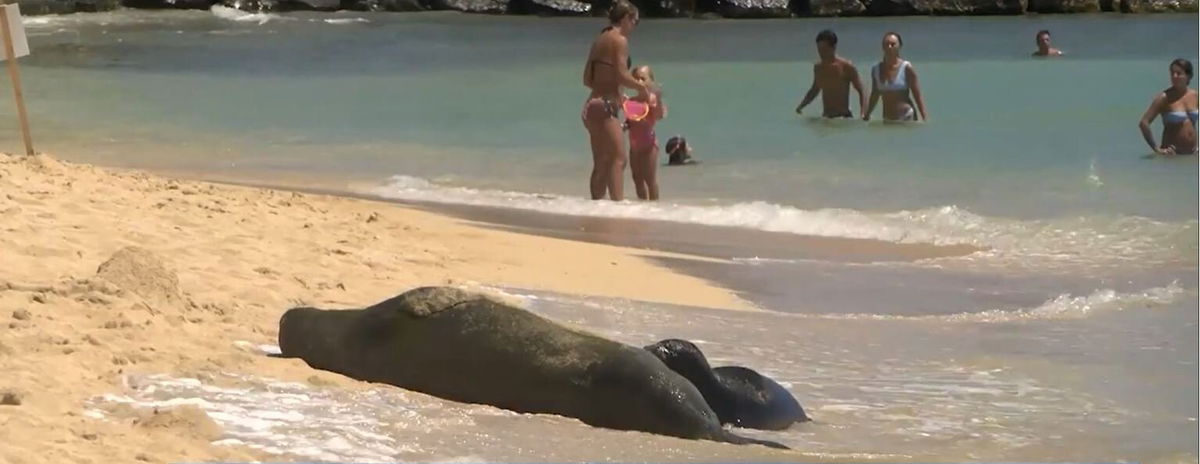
[665,136,697,166]
[1032,30,1064,57]
[1138,58,1198,156]
[626,65,666,201]
[864,32,928,123]
[581,0,649,201]
[795,29,867,119]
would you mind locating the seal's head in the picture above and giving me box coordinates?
[644,339,715,382]
[277,306,322,359]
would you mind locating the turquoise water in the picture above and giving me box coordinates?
[11,10,1198,221]
[6,9,1199,462]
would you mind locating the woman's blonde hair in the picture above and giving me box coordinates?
[608,0,638,24]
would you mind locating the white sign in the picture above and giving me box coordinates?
[1,3,29,61]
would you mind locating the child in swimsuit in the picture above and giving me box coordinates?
[627,65,666,200]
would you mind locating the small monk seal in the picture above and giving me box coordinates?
[277,287,787,449]
[644,339,810,430]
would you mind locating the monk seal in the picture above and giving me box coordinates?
[277,287,787,449]
[644,339,810,430]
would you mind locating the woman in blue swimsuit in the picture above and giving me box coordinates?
[864,32,928,123]
[1139,58,1198,156]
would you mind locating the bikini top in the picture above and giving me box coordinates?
[1163,110,1199,124]
[872,60,910,92]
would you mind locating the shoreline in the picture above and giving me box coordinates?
[152,165,986,305]
[0,152,769,463]
[149,165,984,265]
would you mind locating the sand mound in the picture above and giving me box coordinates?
[96,247,181,305]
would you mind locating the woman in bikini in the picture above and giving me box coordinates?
[582,0,648,201]
[864,32,928,123]
[1138,58,1198,156]
[627,65,666,201]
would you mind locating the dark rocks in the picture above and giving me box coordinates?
[864,0,919,13]
[119,0,219,9]
[17,0,121,14]
[634,0,697,16]
[860,0,1025,14]
[700,0,791,17]
[220,0,281,11]
[221,0,341,11]
[915,0,1026,14]
[1120,0,1196,11]
[288,0,342,9]
[804,0,867,16]
[341,0,424,10]
[1028,0,1100,12]
[425,0,510,12]
[76,0,123,11]
[509,0,593,15]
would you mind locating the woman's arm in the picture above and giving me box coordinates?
[864,71,879,122]
[907,63,927,121]
[1138,94,1166,153]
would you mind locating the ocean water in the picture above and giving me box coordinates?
[10,8,1199,463]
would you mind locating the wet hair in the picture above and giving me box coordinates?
[884,31,903,47]
[1036,30,1051,40]
[816,29,837,46]
[666,136,688,161]
[1171,58,1194,82]
[608,0,638,24]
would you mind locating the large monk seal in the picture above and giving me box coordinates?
[644,339,810,431]
[277,287,787,449]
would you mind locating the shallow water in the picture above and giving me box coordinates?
[89,286,1196,462]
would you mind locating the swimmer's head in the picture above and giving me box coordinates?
[1170,58,1194,87]
[816,29,837,57]
[816,29,838,46]
[882,31,903,56]
[608,0,640,33]
[1036,30,1052,50]
[666,136,690,164]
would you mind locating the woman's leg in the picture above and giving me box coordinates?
[587,124,609,200]
[600,117,626,201]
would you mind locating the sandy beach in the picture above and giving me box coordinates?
[0,152,758,464]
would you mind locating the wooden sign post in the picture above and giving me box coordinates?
[0,2,33,157]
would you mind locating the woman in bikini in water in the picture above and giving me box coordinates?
[582,0,648,201]
[1138,58,1198,156]
[864,32,928,123]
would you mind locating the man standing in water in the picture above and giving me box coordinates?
[1032,30,1064,57]
[795,30,866,119]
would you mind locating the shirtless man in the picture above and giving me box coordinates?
[795,29,866,119]
[1032,30,1064,57]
